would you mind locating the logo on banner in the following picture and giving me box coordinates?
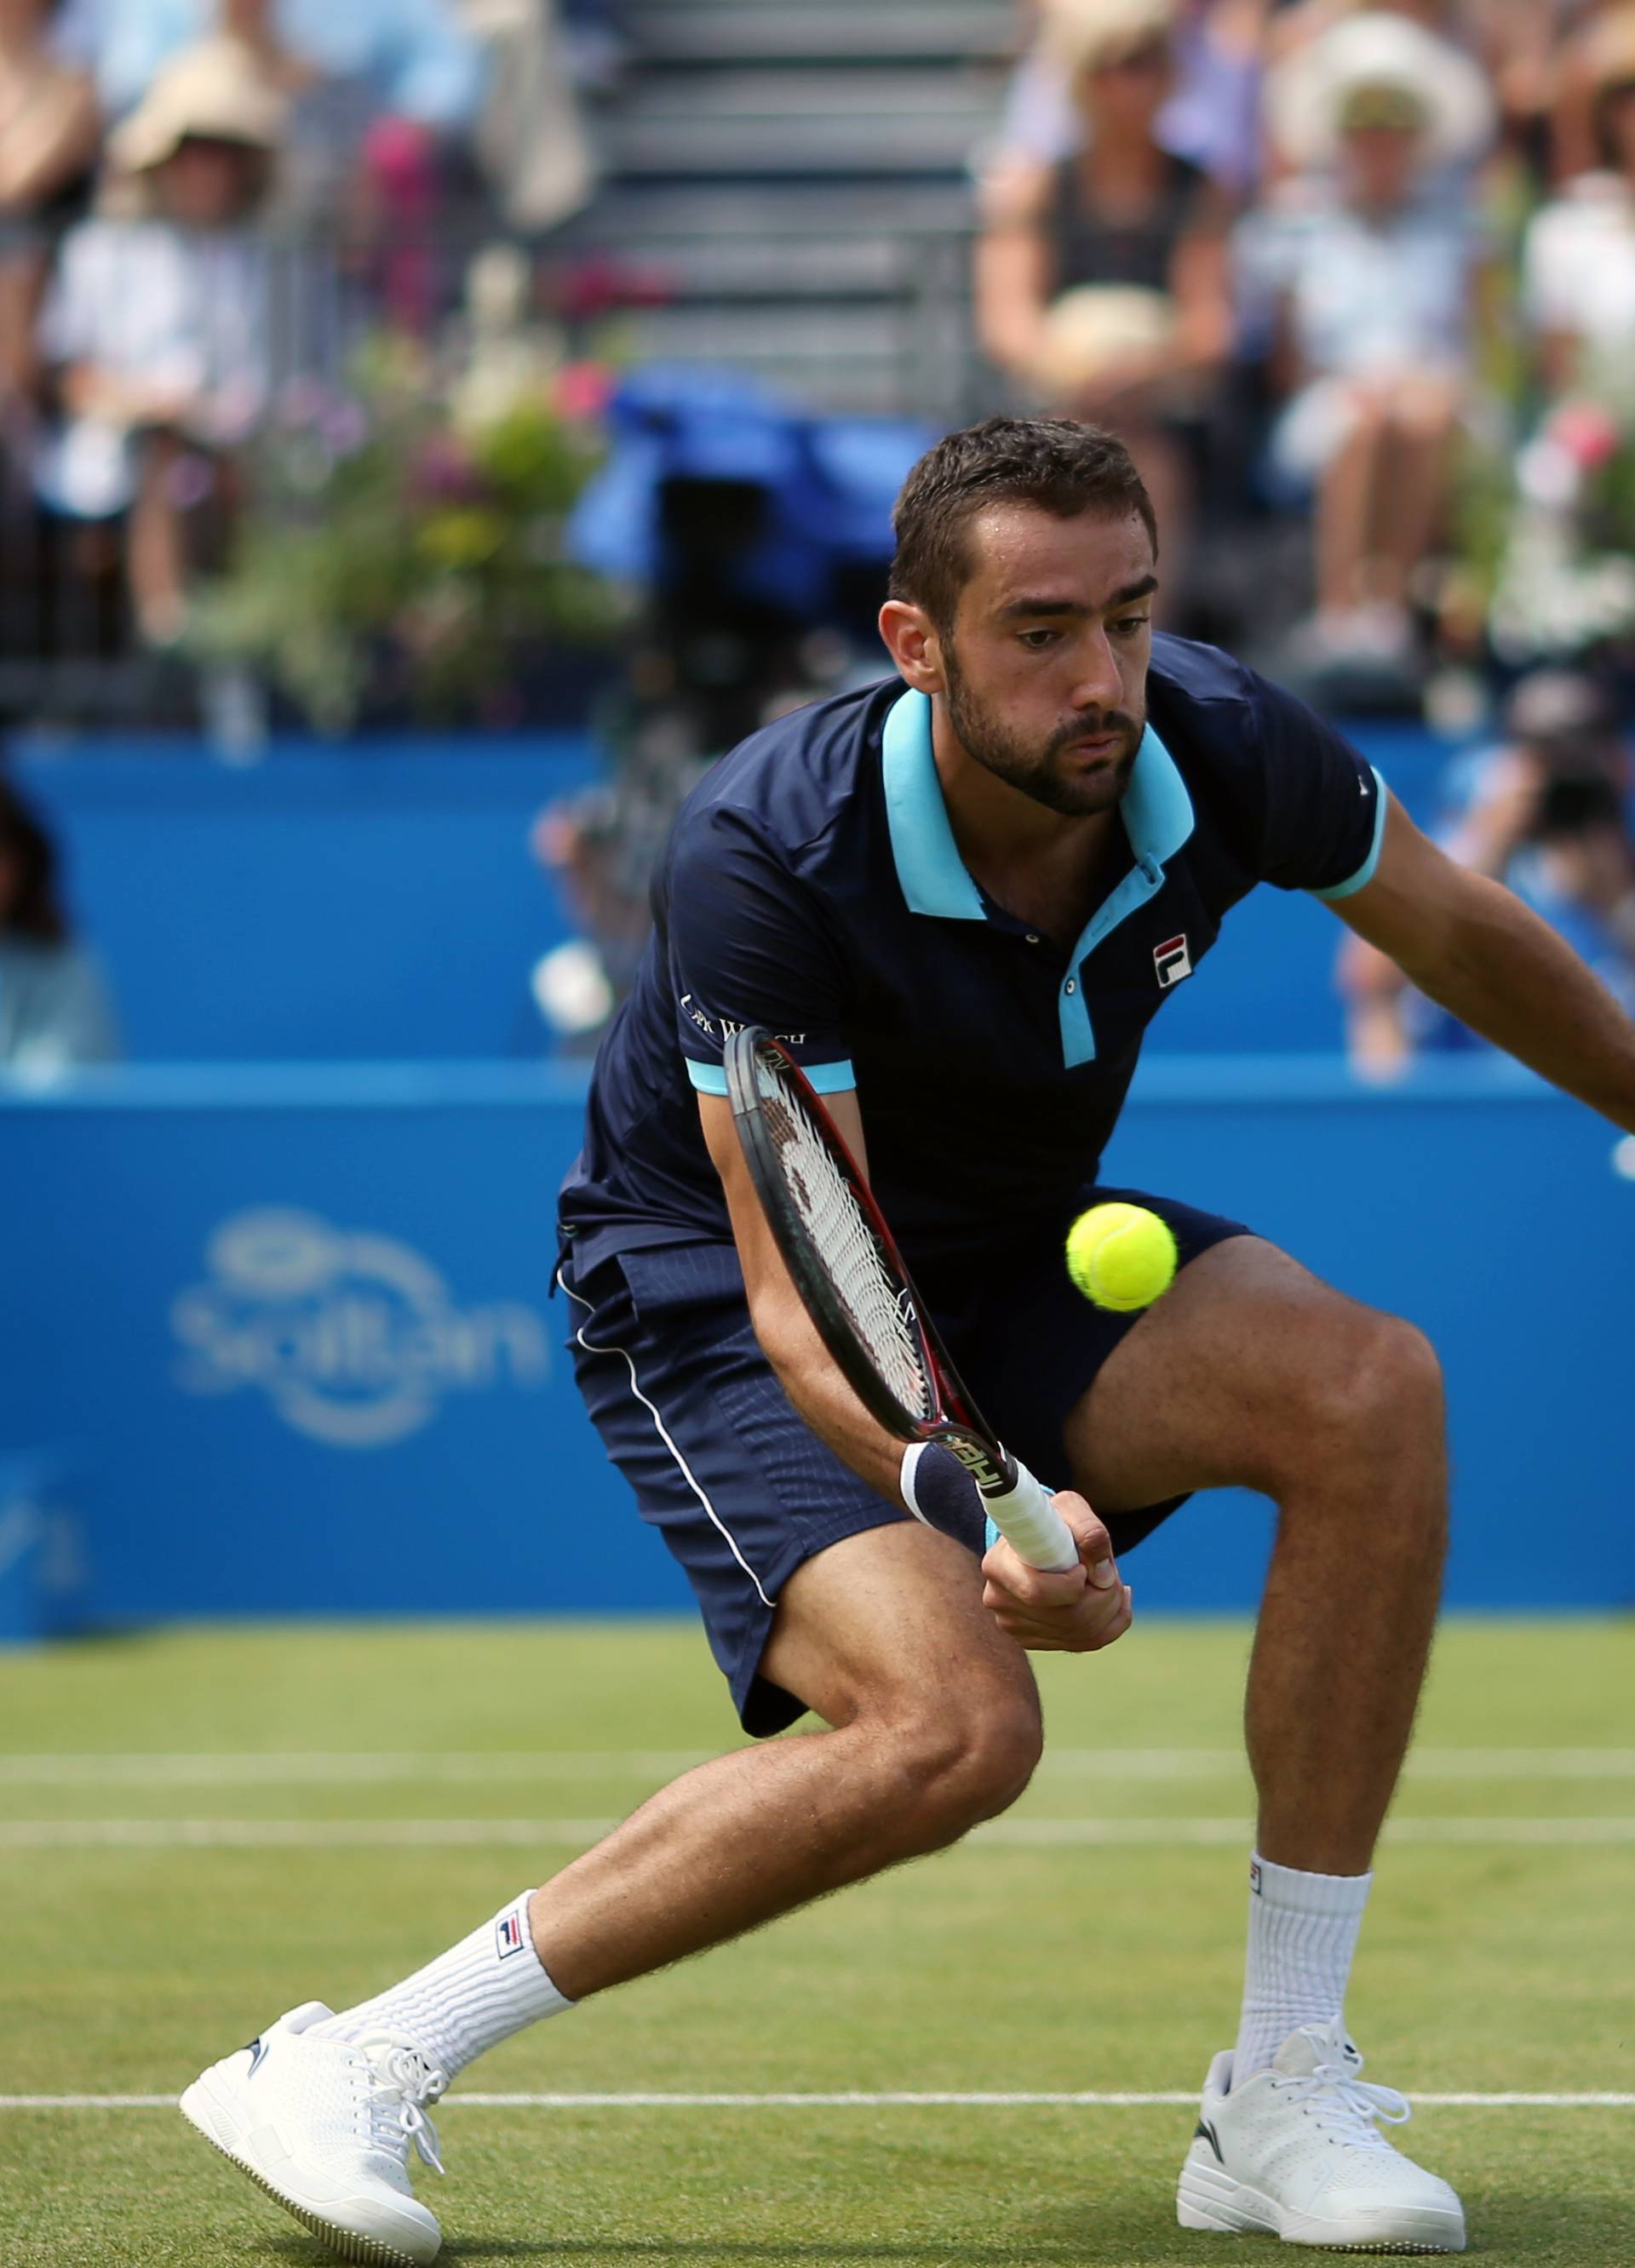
[1153,933,1192,989]
[171,1209,549,1448]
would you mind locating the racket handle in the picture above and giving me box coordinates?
[982,1458,1080,1574]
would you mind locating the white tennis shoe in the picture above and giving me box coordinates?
[1176,2018,1466,2253]
[180,2000,447,2265]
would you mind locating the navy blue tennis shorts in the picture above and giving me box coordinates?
[559,1187,1251,1737]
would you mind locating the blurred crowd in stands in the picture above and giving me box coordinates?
[7,0,1635,699]
[7,0,1635,1073]
[976,0,1635,696]
[0,0,611,667]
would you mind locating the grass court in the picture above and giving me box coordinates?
[2,1617,1632,2267]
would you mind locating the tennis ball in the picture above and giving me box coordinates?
[1065,1203,1179,1312]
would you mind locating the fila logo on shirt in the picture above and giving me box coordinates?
[1154,934,1192,989]
[496,1909,528,1960]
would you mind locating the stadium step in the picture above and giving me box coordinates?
[611,301,968,417]
[589,233,921,301]
[605,66,997,180]
[576,182,977,241]
[625,2,1015,68]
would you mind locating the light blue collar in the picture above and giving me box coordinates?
[881,686,1194,919]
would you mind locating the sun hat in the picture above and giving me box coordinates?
[1041,0,1174,79]
[108,37,288,175]
[1265,12,1494,173]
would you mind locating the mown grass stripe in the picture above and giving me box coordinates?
[3,2091,1632,2111]
[2,1747,1632,1784]
[3,1818,1635,1848]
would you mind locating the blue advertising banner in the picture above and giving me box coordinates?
[13,742,598,1062]
[2,1057,1632,1633]
[14,725,1453,1064]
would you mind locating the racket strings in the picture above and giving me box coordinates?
[758,1070,933,1421]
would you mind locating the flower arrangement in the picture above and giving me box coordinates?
[187,250,621,734]
[1455,366,1635,669]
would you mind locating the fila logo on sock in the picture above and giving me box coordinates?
[1248,1858,1262,1897]
[1154,934,1191,989]
[496,1908,528,1960]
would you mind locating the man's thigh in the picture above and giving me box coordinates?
[563,1240,993,1740]
[762,1518,1039,1737]
[1062,1234,1403,1513]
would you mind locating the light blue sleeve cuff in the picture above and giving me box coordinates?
[684,1057,856,1097]
[1311,768,1389,902]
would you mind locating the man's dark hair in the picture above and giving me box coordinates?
[889,417,1157,632]
[0,776,69,944]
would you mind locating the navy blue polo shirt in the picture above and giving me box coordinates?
[559,633,1385,1275]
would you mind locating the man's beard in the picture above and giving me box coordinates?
[944,645,1143,816]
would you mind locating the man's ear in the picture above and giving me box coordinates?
[878,599,947,696]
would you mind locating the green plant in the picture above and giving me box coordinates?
[188,328,621,734]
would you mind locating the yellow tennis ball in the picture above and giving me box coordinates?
[1065,1203,1179,1312]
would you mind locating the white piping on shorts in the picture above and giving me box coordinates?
[557,1264,774,1608]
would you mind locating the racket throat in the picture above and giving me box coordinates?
[933,1429,1016,1500]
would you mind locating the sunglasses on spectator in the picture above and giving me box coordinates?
[1088,42,1168,79]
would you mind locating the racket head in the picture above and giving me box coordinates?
[724,1027,945,1445]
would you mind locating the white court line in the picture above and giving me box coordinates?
[2,2090,1632,2112]
[4,1817,1635,1849]
[0,1751,714,1786]
[3,1748,1634,1785]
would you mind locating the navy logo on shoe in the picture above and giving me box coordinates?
[1194,2116,1224,2162]
[243,2036,268,2077]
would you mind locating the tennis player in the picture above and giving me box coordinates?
[183,420,1635,2260]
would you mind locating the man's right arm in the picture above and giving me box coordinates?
[698,1091,1127,1652]
[697,1088,907,1502]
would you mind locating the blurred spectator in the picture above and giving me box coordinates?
[975,0,1234,584]
[0,773,119,1066]
[1240,12,1495,662]
[88,0,484,326]
[88,0,482,132]
[34,36,284,644]
[1340,670,1635,1068]
[1523,9,1635,395]
[459,0,592,235]
[987,0,1268,197]
[0,0,100,412]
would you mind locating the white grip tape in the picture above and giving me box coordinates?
[984,1458,1078,1573]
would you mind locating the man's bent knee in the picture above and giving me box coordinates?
[870,1687,1043,1858]
[1272,1311,1446,1513]
[1327,1313,1443,1445]
[760,1521,1042,1858]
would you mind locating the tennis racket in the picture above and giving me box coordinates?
[724,1026,1079,1573]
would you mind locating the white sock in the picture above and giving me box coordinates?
[317,1891,572,2081]
[1232,1853,1371,2083]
